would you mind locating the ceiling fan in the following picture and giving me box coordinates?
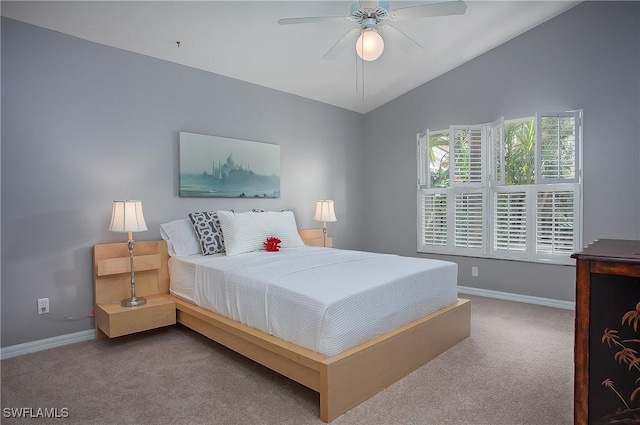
[278,0,467,62]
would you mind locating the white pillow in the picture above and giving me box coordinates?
[159,219,202,257]
[217,210,305,256]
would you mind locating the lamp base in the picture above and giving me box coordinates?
[121,296,147,307]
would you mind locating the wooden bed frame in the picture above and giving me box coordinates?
[94,236,471,422]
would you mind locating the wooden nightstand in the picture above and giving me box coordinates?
[96,294,175,338]
[299,228,333,247]
[93,241,176,339]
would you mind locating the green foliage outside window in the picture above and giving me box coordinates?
[504,120,535,185]
[428,117,575,188]
[428,132,450,188]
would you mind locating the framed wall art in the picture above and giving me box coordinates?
[179,132,280,198]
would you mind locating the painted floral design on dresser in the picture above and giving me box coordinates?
[598,302,640,424]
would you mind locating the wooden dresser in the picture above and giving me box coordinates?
[572,239,640,425]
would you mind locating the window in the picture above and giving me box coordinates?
[417,110,582,264]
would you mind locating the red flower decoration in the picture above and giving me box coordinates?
[264,237,281,252]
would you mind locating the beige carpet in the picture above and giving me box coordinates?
[1,295,574,424]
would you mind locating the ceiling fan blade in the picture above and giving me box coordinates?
[391,0,467,21]
[378,25,423,54]
[322,28,360,60]
[278,15,348,25]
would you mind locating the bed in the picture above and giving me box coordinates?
[169,246,460,357]
[94,212,470,422]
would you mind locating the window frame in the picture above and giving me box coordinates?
[417,110,582,265]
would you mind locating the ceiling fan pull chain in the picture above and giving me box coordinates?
[362,60,364,102]
[361,43,365,102]
[355,51,359,93]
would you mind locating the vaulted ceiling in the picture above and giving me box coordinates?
[1,1,580,114]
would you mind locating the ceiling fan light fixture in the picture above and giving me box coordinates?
[355,28,384,61]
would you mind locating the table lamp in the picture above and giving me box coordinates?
[109,200,148,307]
[314,200,337,247]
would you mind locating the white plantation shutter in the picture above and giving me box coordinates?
[536,111,580,183]
[492,189,528,254]
[454,191,485,252]
[417,133,449,252]
[535,187,579,255]
[416,110,581,264]
[417,132,429,187]
[419,192,448,249]
[491,117,505,185]
[450,125,485,186]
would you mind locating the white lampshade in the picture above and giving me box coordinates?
[109,200,148,233]
[355,28,384,62]
[314,200,337,223]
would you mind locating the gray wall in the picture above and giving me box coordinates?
[362,1,640,302]
[2,1,639,348]
[1,17,364,347]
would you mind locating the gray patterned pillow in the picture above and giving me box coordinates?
[187,211,225,255]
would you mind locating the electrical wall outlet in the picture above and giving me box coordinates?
[38,298,49,314]
[471,266,479,277]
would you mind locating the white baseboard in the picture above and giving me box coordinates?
[1,329,96,360]
[458,285,575,310]
[0,288,573,360]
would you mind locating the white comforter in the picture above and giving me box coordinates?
[170,247,458,356]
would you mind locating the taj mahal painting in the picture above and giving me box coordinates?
[179,132,280,198]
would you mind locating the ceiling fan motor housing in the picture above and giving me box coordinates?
[361,18,379,30]
[350,0,390,23]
